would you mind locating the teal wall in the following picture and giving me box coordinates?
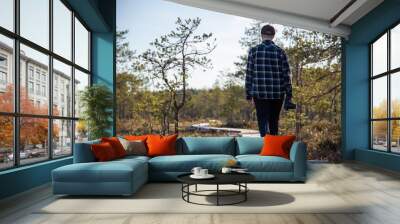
[0,158,72,199]
[0,0,116,200]
[91,0,116,135]
[343,0,400,171]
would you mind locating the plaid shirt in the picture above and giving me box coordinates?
[245,40,292,100]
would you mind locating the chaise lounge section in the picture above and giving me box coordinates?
[52,137,307,196]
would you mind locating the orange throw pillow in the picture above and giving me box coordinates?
[147,134,178,157]
[101,137,126,158]
[260,135,296,159]
[91,142,117,162]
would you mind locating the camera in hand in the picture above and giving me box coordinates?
[284,98,296,110]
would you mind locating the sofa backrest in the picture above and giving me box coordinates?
[73,137,264,161]
[73,140,100,163]
[235,137,263,155]
[176,137,236,155]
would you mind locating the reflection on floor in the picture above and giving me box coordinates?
[0,162,400,224]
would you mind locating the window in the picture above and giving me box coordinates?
[41,73,46,83]
[20,0,49,49]
[42,85,46,97]
[28,81,34,94]
[28,67,34,80]
[0,0,91,170]
[75,18,90,70]
[370,24,400,153]
[0,54,7,86]
[0,71,7,85]
[53,119,72,158]
[0,116,13,170]
[53,0,72,60]
[74,69,89,118]
[0,54,7,67]
[35,70,41,81]
[0,0,14,32]
[53,59,72,117]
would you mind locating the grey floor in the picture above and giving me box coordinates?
[1,162,400,224]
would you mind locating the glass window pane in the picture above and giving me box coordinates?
[20,0,49,49]
[0,0,14,31]
[372,33,387,76]
[392,120,400,153]
[75,18,89,70]
[20,44,49,115]
[53,0,72,60]
[391,72,400,118]
[74,69,89,118]
[372,121,388,151]
[372,76,387,119]
[53,59,72,117]
[20,117,49,165]
[75,120,88,143]
[391,24,400,70]
[0,35,14,112]
[53,119,72,157]
[0,116,14,170]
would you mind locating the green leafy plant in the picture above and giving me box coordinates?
[80,84,113,140]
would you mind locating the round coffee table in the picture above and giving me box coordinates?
[177,173,255,206]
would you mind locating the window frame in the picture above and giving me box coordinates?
[0,0,92,171]
[370,21,400,154]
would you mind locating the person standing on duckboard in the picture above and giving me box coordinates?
[245,24,295,137]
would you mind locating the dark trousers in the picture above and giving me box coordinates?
[254,98,284,137]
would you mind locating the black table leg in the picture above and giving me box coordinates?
[216,184,219,206]
[245,183,247,201]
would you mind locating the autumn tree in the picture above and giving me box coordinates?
[142,17,216,133]
[0,85,58,151]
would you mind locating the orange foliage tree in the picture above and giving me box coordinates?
[0,85,59,150]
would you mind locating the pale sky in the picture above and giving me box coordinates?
[0,0,89,72]
[117,0,272,89]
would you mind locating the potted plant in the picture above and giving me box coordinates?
[79,84,113,140]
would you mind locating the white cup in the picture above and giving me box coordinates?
[191,167,202,176]
[221,167,232,174]
[200,169,208,176]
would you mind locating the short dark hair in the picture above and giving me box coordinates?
[261,25,275,36]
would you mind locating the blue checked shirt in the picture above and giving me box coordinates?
[245,40,292,100]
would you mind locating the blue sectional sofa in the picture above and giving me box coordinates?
[52,137,307,196]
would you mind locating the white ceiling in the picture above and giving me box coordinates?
[165,0,384,37]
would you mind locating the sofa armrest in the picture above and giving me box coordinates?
[73,141,99,163]
[289,141,307,181]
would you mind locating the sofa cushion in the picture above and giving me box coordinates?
[91,142,118,161]
[147,134,178,157]
[53,159,147,183]
[236,137,263,155]
[177,137,235,155]
[260,135,296,159]
[101,137,127,158]
[149,154,235,172]
[236,155,293,172]
[119,138,147,156]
